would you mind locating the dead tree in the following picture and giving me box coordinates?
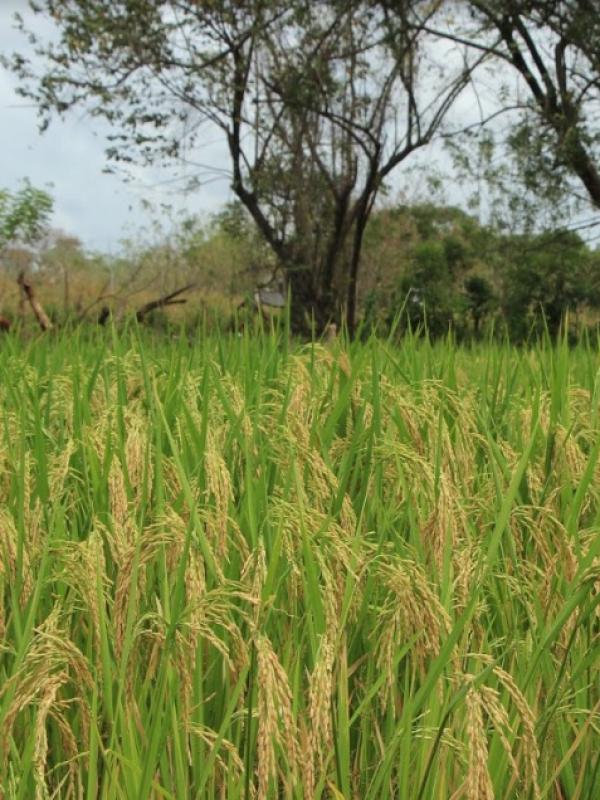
[17,271,53,331]
[14,272,195,332]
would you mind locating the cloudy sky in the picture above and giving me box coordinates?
[0,1,234,252]
[0,3,488,254]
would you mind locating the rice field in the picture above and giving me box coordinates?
[0,325,599,799]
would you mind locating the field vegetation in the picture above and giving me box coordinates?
[1,325,599,798]
[3,201,600,343]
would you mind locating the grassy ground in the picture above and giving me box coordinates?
[0,325,599,799]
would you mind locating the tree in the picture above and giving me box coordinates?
[38,232,86,316]
[0,182,53,328]
[7,0,478,334]
[395,1,600,227]
[500,228,599,339]
[0,181,53,254]
[399,240,461,336]
[464,274,495,335]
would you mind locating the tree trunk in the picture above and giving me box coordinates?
[564,135,600,210]
[346,188,375,338]
[346,217,369,339]
[63,263,70,317]
[287,266,334,336]
[135,284,195,322]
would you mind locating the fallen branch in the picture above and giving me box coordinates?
[17,271,53,331]
[135,283,196,322]
[76,268,162,323]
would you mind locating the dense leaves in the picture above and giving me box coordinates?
[362,203,600,341]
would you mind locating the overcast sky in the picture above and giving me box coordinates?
[2,3,595,258]
[0,3,500,254]
[1,1,463,255]
[0,1,235,252]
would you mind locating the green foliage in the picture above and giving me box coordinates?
[501,229,600,340]
[362,203,600,342]
[397,240,465,337]
[362,204,480,337]
[0,181,53,251]
[464,274,496,335]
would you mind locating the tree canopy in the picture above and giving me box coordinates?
[396,1,600,228]
[8,0,482,332]
[0,181,53,253]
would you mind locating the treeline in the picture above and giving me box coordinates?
[2,200,599,342]
[0,210,260,327]
[360,205,600,342]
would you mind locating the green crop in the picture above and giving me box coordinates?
[0,324,599,799]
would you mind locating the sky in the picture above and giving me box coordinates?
[0,2,530,255]
[2,4,597,261]
[0,1,232,252]
[1,2,466,255]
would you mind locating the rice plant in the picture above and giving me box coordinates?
[0,324,599,799]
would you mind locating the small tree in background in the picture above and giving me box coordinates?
[396,240,467,337]
[0,182,53,324]
[464,274,496,336]
[0,181,53,255]
[38,233,86,317]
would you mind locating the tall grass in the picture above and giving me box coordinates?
[0,325,599,799]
